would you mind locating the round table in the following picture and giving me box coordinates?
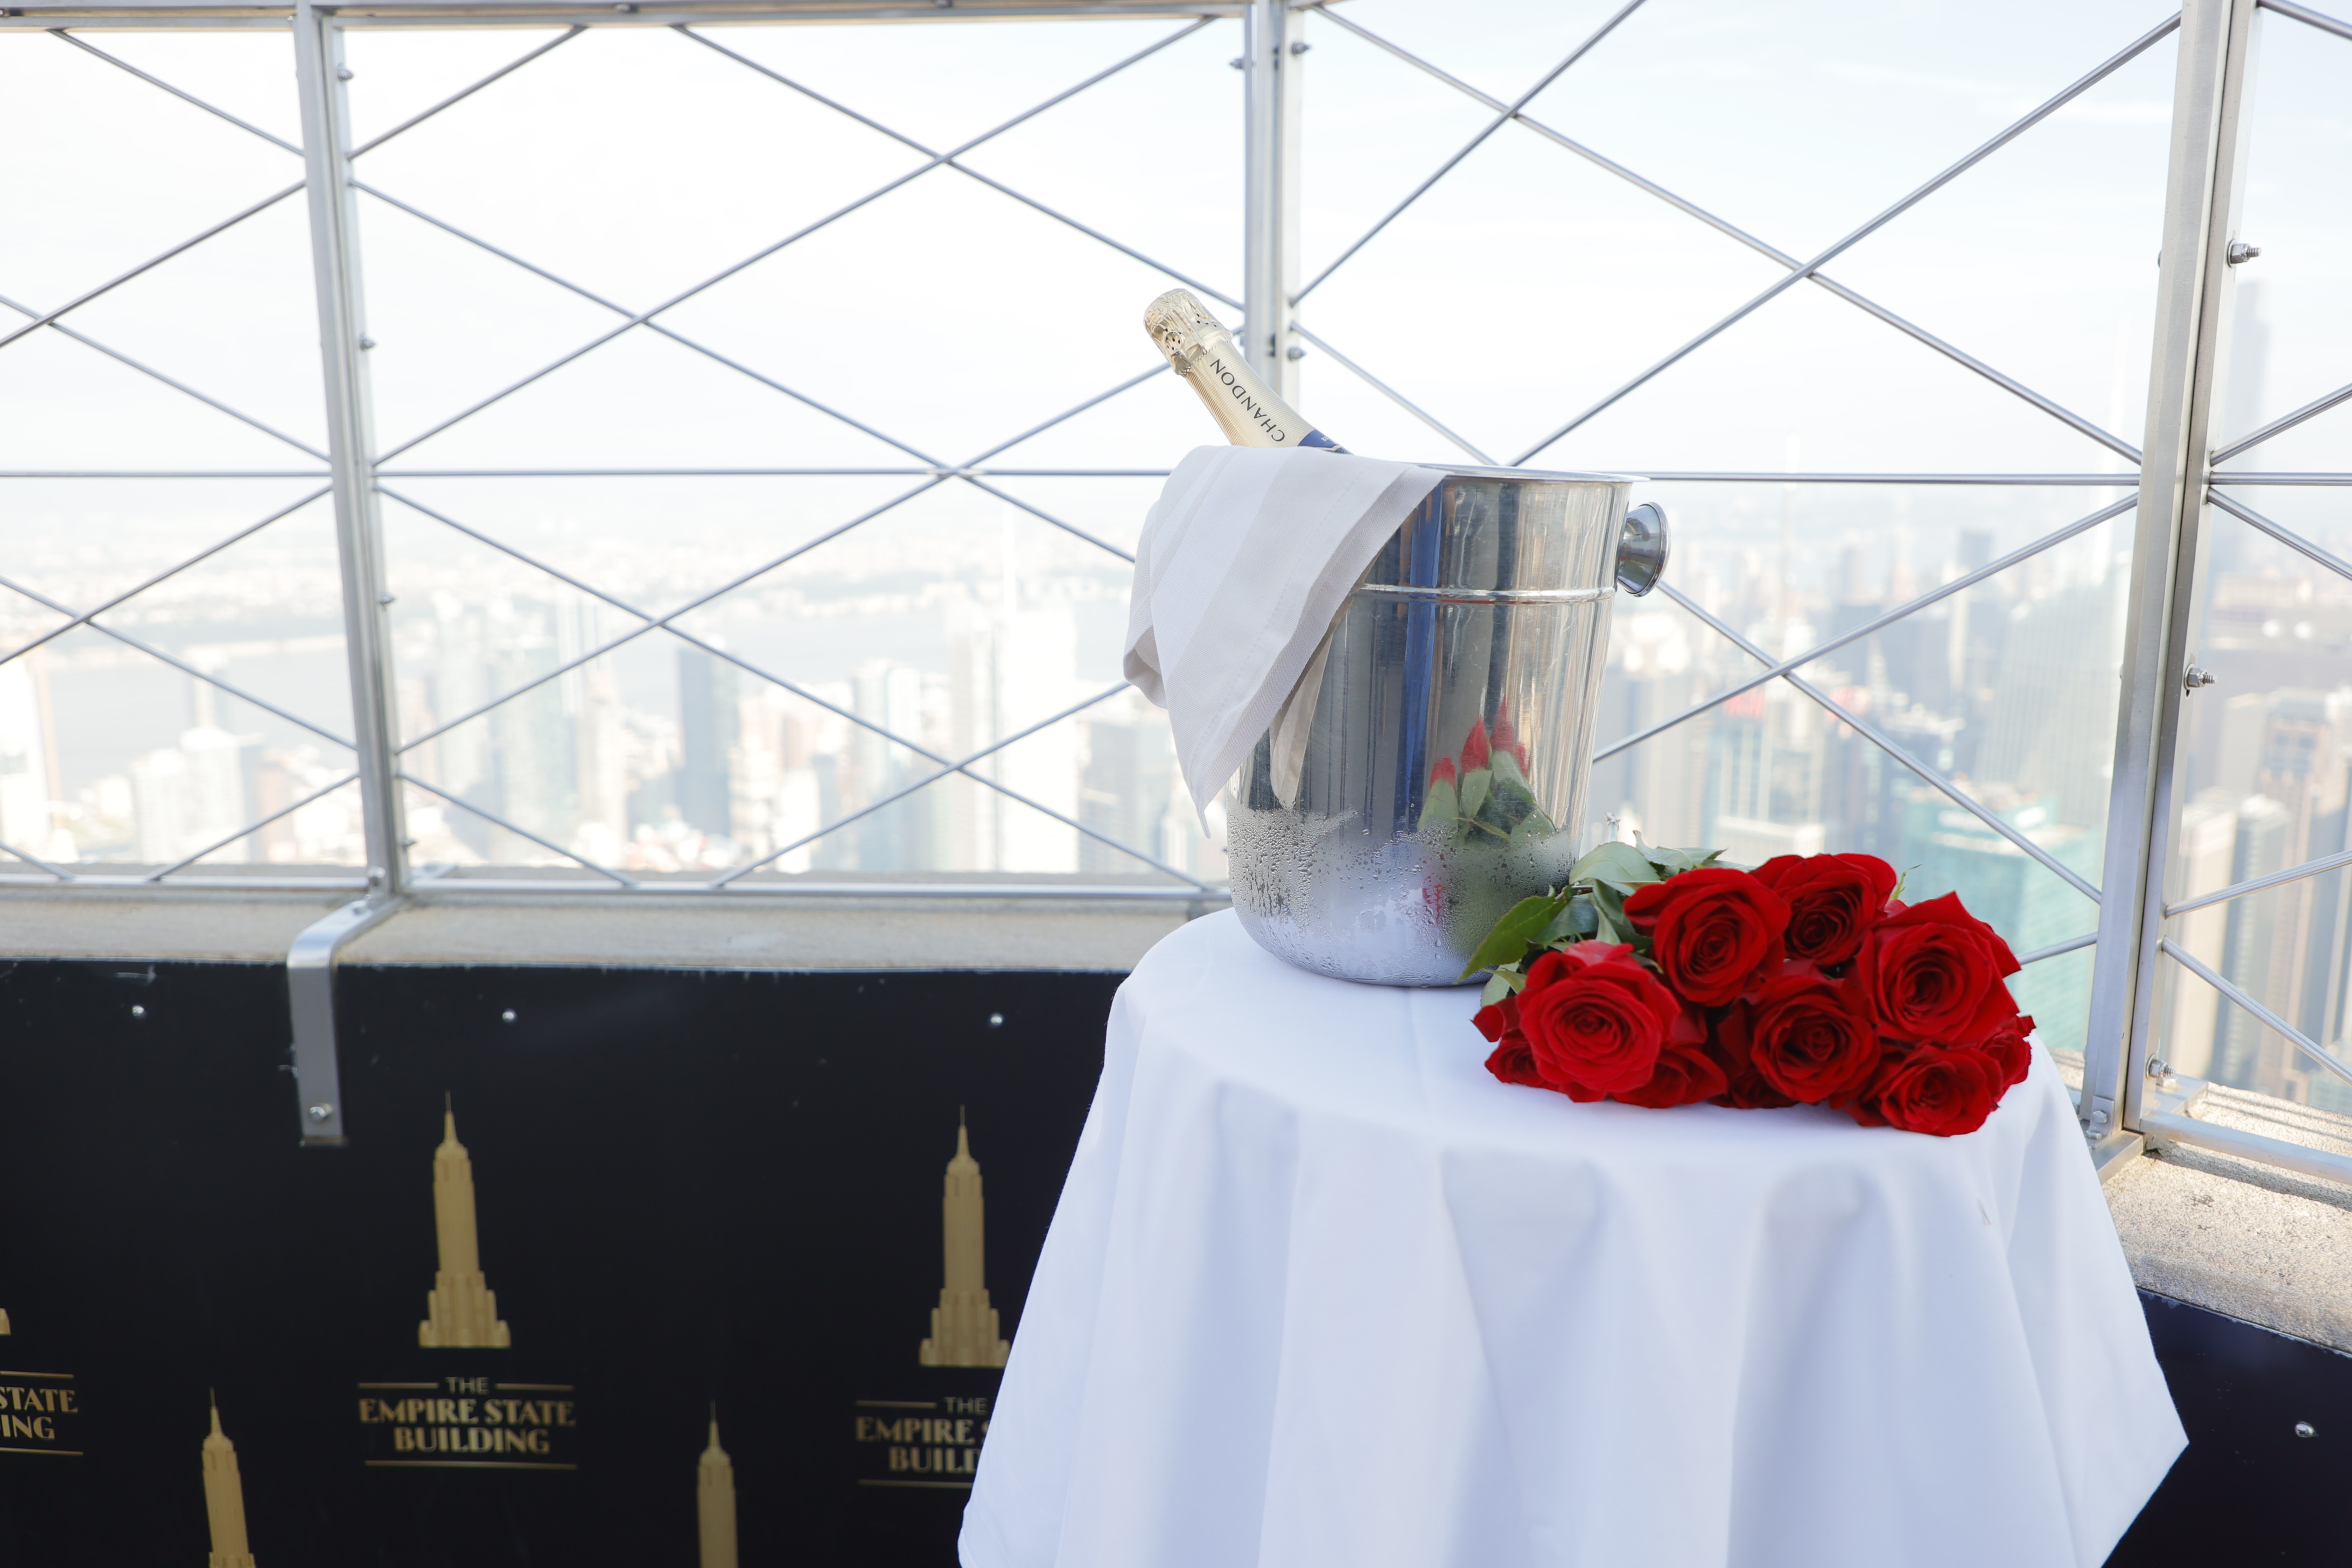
[961,911,2183,1568]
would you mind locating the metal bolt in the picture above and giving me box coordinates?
[1229,56,1244,69]
[2227,241,2261,265]
[1286,344,1306,361]
[367,864,387,891]
[335,65,353,81]
[614,2,636,9]
[1290,39,1311,53]
[502,1009,516,1023]
[358,335,376,350]
[130,1004,145,1018]
[988,1012,1004,1028]
[307,1102,334,1122]
[2297,1421,2316,1438]
[377,591,396,606]
[2184,664,2215,692]
[2147,1058,2169,1079]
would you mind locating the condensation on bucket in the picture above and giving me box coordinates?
[1222,466,1635,986]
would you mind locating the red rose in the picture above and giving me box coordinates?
[1475,996,1547,1088]
[1859,893,2021,1044]
[1613,1007,1729,1108]
[1741,964,1881,1103]
[1853,1044,2003,1137]
[1751,853,1898,967]
[1707,998,1800,1110]
[1623,867,1790,1006]
[1976,1013,2036,1090]
[1516,942,1680,1095]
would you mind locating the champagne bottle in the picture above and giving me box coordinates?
[1143,289,1346,452]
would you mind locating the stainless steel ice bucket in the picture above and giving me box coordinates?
[1224,466,1667,986]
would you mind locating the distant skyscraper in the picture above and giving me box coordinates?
[1898,789,2101,1055]
[0,661,54,860]
[489,604,575,856]
[918,1113,1010,1369]
[2161,794,2239,1081]
[1079,699,1174,874]
[1973,569,2125,829]
[201,1398,258,1568]
[418,1101,512,1349]
[678,649,739,843]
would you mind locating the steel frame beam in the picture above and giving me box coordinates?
[2088,0,2264,1148]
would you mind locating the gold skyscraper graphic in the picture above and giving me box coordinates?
[918,1111,1010,1368]
[697,1408,738,1568]
[418,1097,512,1349]
[201,1398,258,1568]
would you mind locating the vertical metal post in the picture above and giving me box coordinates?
[1243,0,1301,403]
[291,1,407,1143]
[2084,0,2262,1153]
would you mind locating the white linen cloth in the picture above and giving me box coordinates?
[962,912,2185,1568]
[1124,445,1444,820]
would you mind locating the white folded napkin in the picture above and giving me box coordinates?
[1124,445,1446,822]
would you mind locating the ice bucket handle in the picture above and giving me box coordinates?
[1615,501,1669,597]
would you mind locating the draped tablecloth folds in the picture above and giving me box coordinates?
[961,911,2185,1568]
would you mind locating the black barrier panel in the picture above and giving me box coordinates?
[0,958,1117,1566]
[2106,1291,2352,1566]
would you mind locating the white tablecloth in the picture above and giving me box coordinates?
[962,912,2185,1568]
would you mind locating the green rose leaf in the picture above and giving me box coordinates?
[1456,889,1570,983]
[1570,840,1663,894]
[1587,879,1639,948]
[1537,892,1598,946]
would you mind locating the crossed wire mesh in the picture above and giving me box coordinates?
[10,0,2348,906]
[1285,4,2195,960]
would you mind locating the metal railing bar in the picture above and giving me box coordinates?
[14,2,1244,22]
[2019,932,2099,965]
[50,28,302,153]
[0,471,334,479]
[373,467,1174,478]
[1660,579,2105,902]
[1594,494,2133,762]
[956,474,1136,563]
[350,180,949,469]
[678,19,1244,311]
[2208,489,2352,587]
[1637,472,2138,485]
[2167,843,2352,920]
[1292,0,1648,305]
[1507,12,2181,465]
[381,485,1194,884]
[958,365,1170,467]
[0,180,304,353]
[2208,472,2352,485]
[2211,379,2352,464]
[140,770,359,881]
[1313,9,2145,464]
[0,570,356,750]
[0,834,78,881]
[387,476,946,749]
[2259,0,2352,41]
[0,484,333,668]
[370,20,1188,465]
[397,771,641,887]
[0,292,332,463]
[401,877,1227,900]
[2161,936,2352,1091]
[1288,321,1495,464]
[710,681,1136,885]
[348,24,586,157]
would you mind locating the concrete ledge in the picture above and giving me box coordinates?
[2106,1083,2352,1354]
[0,884,1204,971]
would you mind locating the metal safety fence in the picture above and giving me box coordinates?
[3,0,2349,1177]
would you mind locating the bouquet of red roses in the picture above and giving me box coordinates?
[1464,841,2033,1137]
